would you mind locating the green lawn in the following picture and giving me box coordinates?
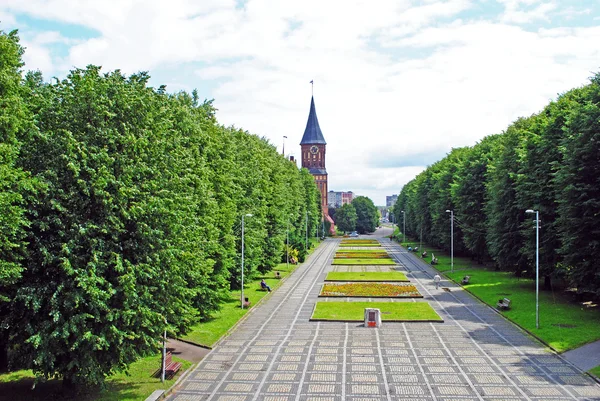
[332,258,396,265]
[590,365,600,378]
[0,354,191,401]
[181,263,294,347]
[325,272,408,282]
[311,302,442,322]
[444,268,600,352]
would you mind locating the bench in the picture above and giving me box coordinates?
[497,298,511,310]
[163,351,182,379]
[461,275,470,285]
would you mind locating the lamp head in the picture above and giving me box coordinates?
[525,209,534,214]
[445,210,451,213]
[245,213,253,217]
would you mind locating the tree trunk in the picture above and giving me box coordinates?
[544,274,552,291]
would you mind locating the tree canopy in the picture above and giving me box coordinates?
[352,196,378,234]
[393,72,600,295]
[0,29,322,385]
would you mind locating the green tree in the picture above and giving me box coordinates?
[485,120,530,274]
[0,29,34,370]
[556,74,600,295]
[11,67,203,385]
[335,203,357,233]
[352,196,378,234]
[451,135,500,263]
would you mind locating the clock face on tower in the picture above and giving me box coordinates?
[310,145,319,154]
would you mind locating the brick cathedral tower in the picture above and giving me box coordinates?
[300,96,332,224]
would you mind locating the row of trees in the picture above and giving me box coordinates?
[0,29,322,384]
[393,72,600,296]
[331,196,379,234]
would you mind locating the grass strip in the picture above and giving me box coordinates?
[325,272,408,282]
[311,301,442,322]
[590,365,600,379]
[0,355,191,401]
[181,262,295,347]
[320,282,421,297]
[332,258,396,265]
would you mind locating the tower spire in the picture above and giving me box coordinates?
[299,96,326,145]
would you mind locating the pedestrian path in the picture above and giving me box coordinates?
[165,235,600,400]
[563,339,600,371]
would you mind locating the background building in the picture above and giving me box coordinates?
[386,194,398,207]
[327,191,355,208]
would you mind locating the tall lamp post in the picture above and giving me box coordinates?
[161,317,167,382]
[445,210,454,273]
[241,213,253,309]
[286,217,290,269]
[401,210,406,245]
[526,209,540,329]
[305,211,309,252]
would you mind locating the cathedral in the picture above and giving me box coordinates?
[299,96,335,233]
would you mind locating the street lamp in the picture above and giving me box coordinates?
[445,210,454,273]
[241,213,253,309]
[286,217,290,269]
[161,317,167,382]
[526,209,540,329]
[305,211,309,252]
[401,210,406,245]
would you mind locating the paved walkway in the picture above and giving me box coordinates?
[167,338,211,363]
[166,232,600,401]
[563,340,600,372]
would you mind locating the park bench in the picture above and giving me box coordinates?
[497,298,511,310]
[461,275,470,285]
[163,351,182,379]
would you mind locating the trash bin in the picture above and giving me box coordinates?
[364,308,382,328]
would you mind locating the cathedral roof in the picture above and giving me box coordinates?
[300,96,326,145]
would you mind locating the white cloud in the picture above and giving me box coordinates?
[1,0,600,204]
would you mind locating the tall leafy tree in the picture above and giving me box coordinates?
[556,74,600,294]
[352,196,378,234]
[0,29,34,370]
[451,135,501,263]
[11,67,203,385]
[335,203,357,233]
[485,120,531,274]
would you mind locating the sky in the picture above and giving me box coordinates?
[1,0,599,205]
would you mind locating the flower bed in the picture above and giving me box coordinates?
[319,282,422,297]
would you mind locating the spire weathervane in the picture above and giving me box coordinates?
[310,80,313,96]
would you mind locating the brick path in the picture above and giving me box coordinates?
[166,238,600,401]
